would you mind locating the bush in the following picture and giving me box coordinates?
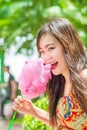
[22,96,51,130]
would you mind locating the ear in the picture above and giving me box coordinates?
[80,69,87,79]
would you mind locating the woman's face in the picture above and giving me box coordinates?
[38,33,68,76]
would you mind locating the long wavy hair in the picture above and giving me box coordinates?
[36,18,87,125]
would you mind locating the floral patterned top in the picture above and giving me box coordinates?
[55,92,87,130]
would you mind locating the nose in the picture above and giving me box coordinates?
[42,53,52,64]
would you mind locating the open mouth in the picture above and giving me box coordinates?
[51,62,58,70]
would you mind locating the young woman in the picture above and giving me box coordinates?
[13,18,87,129]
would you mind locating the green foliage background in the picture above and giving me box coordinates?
[0,0,87,129]
[0,0,87,56]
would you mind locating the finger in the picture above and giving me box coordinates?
[14,98,23,107]
[12,101,23,111]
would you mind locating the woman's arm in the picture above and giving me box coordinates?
[32,105,51,127]
[13,97,52,127]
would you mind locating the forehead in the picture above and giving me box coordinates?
[38,34,57,49]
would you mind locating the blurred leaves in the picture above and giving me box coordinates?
[0,0,87,56]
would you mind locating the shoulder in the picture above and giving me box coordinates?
[80,69,87,79]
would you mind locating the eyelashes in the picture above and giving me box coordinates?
[48,47,55,50]
[39,46,56,56]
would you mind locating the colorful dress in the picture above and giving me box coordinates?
[55,92,87,130]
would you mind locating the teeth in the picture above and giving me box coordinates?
[51,62,56,65]
[52,62,57,65]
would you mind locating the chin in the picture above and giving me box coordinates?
[52,70,60,76]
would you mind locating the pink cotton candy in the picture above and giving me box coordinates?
[18,58,51,100]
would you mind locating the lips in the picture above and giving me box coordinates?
[51,62,58,70]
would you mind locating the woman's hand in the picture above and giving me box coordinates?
[12,96,36,116]
[13,96,52,127]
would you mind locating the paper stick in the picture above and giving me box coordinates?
[8,110,17,130]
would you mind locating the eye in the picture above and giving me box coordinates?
[48,47,55,51]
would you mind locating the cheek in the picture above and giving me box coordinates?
[57,50,65,60]
[53,48,61,56]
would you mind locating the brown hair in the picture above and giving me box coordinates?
[36,18,87,125]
